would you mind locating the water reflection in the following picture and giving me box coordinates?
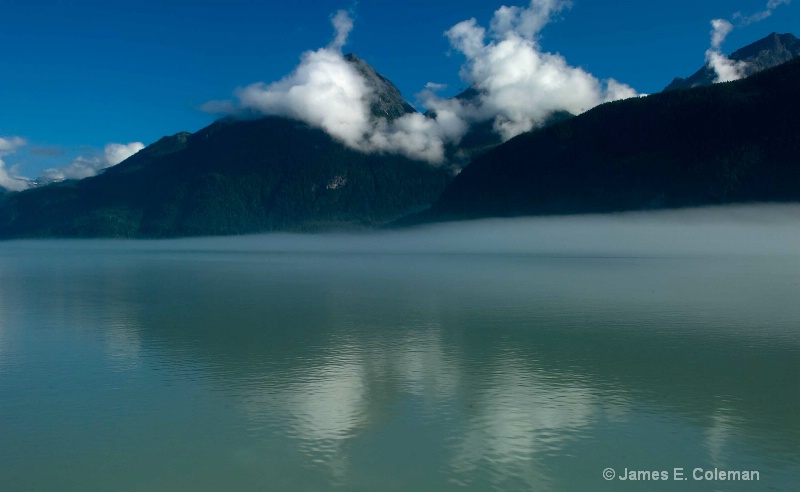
[0,232,798,490]
[449,357,604,490]
[234,324,465,481]
[103,318,142,369]
[705,410,736,469]
[387,327,461,402]
[241,353,368,480]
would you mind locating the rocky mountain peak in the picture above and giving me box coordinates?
[664,32,800,92]
[343,53,416,120]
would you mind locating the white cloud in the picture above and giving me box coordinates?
[329,9,354,51]
[447,18,486,59]
[207,9,371,151]
[1,137,144,189]
[104,142,145,166]
[710,18,734,50]
[705,48,749,83]
[443,0,637,141]
[204,3,636,163]
[39,142,144,183]
[367,113,448,163]
[0,136,27,154]
[0,136,32,192]
[234,47,373,151]
[734,0,791,26]
[706,0,791,83]
[436,0,637,142]
[704,19,748,83]
[204,10,461,164]
[489,0,572,40]
[424,82,448,91]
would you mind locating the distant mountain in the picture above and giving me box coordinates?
[664,32,800,91]
[0,57,450,238]
[418,57,800,222]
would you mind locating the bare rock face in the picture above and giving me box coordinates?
[664,32,800,91]
[343,53,416,121]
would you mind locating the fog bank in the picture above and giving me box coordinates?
[19,204,798,257]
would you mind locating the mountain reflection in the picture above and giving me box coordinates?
[0,220,798,490]
[234,324,463,480]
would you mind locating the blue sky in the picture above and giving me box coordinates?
[1,0,798,178]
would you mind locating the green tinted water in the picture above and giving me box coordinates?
[0,232,798,491]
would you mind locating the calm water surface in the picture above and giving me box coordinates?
[1,217,799,491]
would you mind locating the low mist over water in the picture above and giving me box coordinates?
[1,205,798,491]
[44,203,799,256]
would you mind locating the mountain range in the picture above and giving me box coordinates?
[422,56,800,222]
[664,32,800,91]
[1,34,799,238]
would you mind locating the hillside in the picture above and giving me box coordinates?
[0,118,450,238]
[0,54,457,238]
[423,57,800,221]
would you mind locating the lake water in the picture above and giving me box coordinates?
[1,209,799,491]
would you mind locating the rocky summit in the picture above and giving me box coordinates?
[664,32,800,91]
